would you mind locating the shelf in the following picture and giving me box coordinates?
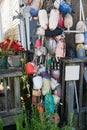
[0,68,23,77]
[60,57,87,63]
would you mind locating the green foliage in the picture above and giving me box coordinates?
[15,109,29,130]
[20,74,28,85]
[15,105,61,130]
[29,105,60,130]
[20,74,30,97]
[15,106,75,130]
[62,111,75,130]
[0,118,3,130]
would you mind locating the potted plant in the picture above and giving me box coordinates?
[0,38,25,68]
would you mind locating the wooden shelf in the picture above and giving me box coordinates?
[0,68,23,77]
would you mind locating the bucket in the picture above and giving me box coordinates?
[11,55,21,67]
[0,56,8,69]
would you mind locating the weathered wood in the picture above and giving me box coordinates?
[2,115,15,127]
[0,68,23,77]
[1,111,22,127]
[86,91,87,126]
[3,78,8,112]
[61,62,66,123]
[0,68,23,126]
[14,77,21,109]
[66,81,74,123]
[60,58,87,128]
[78,62,84,127]
[60,57,87,63]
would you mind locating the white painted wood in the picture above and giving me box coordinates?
[0,0,20,40]
[0,11,4,41]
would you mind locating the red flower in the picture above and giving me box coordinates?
[0,38,25,53]
[6,38,11,43]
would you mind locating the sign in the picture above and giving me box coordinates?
[65,65,80,81]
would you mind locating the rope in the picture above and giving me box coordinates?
[80,0,85,21]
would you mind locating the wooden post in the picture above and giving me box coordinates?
[3,78,8,112]
[66,81,74,123]
[14,76,21,109]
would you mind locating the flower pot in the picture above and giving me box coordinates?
[0,56,8,69]
[11,55,21,67]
